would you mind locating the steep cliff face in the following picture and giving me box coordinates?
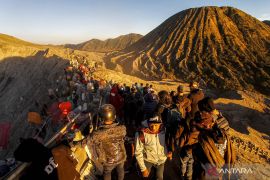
[65,33,142,52]
[0,35,105,158]
[107,7,270,95]
[0,52,68,158]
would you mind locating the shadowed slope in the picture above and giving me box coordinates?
[0,51,70,159]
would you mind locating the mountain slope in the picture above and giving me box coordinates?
[65,33,142,52]
[1,32,270,179]
[263,20,270,26]
[106,6,270,95]
[0,34,105,159]
[0,34,37,46]
[0,34,47,59]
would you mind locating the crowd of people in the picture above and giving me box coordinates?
[5,62,235,180]
[96,80,234,180]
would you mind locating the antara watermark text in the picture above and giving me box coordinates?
[202,163,254,177]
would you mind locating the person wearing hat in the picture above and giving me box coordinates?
[189,81,200,92]
[188,81,204,119]
[177,109,221,180]
[198,97,230,132]
[135,115,171,180]
[191,110,236,180]
[91,104,126,180]
[173,85,192,120]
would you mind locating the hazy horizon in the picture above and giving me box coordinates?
[1,0,269,45]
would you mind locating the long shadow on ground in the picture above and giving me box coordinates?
[216,102,270,136]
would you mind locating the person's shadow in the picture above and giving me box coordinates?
[216,102,270,136]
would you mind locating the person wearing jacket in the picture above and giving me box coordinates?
[51,142,80,180]
[177,111,212,180]
[143,93,158,120]
[157,90,172,125]
[192,110,235,179]
[198,97,230,132]
[188,81,204,119]
[109,84,124,121]
[135,115,171,180]
[124,87,138,125]
[14,138,58,180]
[91,104,126,180]
[173,85,192,120]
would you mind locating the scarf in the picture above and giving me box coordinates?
[199,131,236,169]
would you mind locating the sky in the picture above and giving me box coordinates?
[0,0,269,45]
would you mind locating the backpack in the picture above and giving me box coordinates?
[168,108,181,124]
[165,108,182,131]
[138,129,146,144]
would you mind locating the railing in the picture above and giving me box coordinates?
[4,92,104,180]
[3,113,80,180]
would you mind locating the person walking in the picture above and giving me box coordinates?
[135,115,171,180]
[91,104,127,180]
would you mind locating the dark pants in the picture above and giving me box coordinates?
[144,161,165,180]
[103,162,125,180]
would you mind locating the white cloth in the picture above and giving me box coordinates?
[135,128,168,171]
[215,139,227,158]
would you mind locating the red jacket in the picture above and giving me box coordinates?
[109,86,124,118]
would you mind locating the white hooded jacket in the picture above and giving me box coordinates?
[135,121,168,171]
